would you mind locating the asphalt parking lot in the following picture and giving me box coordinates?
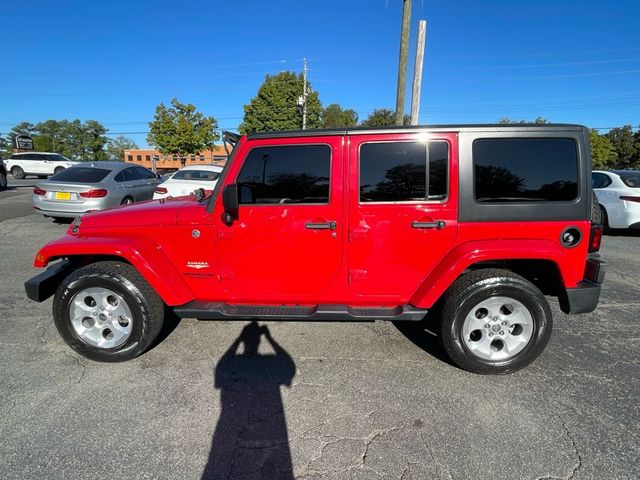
[1,179,639,480]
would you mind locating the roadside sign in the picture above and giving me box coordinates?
[13,134,34,150]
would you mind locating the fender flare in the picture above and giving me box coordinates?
[34,235,194,306]
[409,239,576,308]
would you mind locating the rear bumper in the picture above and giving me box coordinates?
[561,257,606,314]
[24,260,71,302]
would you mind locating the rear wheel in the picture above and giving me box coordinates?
[600,205,610,233]
[439,269,552,374]
[121,196,134,205]
[54,166,65,175]
[52,261,165,362]
[11,166,25,179]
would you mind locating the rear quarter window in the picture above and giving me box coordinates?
[473,138,579,202]
[620,174,640,188]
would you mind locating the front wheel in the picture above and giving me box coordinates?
[52,261,165,362]
[439,269,552,374]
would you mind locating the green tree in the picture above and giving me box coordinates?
[497,117,550,124]
[239,71,322,134]
[589,129,617,169]
[82,120,109,160]
[360,108,409,127]
[147,98,219,166]
[106,136,139,161]
[321,103,358,128]
[606,125,637,169]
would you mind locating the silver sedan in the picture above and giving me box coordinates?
[32,162,161,219]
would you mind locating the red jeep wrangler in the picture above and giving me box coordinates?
[25,125,605,374]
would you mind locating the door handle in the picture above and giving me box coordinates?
[305,221,337,230]
[412,220,446,229]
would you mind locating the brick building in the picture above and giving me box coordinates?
[123,146,228,173]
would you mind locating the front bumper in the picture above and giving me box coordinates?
[24,260,71,302]
[560,256,606,314]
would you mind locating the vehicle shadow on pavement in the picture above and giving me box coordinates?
[201,321,296,480]
[393,315,456,367]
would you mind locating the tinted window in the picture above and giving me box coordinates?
[592,172,612,189]
[50,167,110,183]
[473,138,578,202]
[620,173,640,188]
[114,167,140,182]
[136,155,142,162]
[172,169,220,181]
[428,142,448,200]
[236,145,330,204]
[359,141,449,202]
[45,154,70,162]
[134,166,156,179]
[127,155,133,162]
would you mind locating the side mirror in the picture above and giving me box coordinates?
[221,184,239,225]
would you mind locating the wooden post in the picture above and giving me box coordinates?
[410,20,427,126]
[394,0,412,126]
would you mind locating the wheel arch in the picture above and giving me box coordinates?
[409,239,577,309]
[34,236,194,306]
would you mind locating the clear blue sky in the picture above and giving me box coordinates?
[2,0,640,147]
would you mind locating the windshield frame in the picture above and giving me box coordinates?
[206,137,242,212]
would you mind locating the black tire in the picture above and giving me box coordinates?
[0,171,7,191]
[54,166,65,175]
[591,191,602,225]
[52,261,165,362]
[121,196,134,205]
[11,166,25,179]
[439,269,553,374]
[600,205,610,233]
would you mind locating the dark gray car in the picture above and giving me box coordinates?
[32,162,161,219]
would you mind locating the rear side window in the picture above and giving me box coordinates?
[236,145,331,204]
[51,167,110,183]
[620,173,640,188]
[114,168,140,182]
[592,172,612,189]
[134,166,156,179]
[359,141,449,202]
[473,138,578,202]
[172,169,220,181]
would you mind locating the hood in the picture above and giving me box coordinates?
[80,198,194,229]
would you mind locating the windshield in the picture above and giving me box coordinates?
[50,167,111,183]
[620,174,640,188]
[171,169,220,181]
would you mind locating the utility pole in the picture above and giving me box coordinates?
[395,0,412,126]
[302,57,308,130]
[410,20,427,126]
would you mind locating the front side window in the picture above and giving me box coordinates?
[46,154,70,162]
[473,138,579,202]
[359,141,449,202]
[236,145,331,204]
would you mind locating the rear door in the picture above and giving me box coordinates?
[347,132,458,298]
[133,166,159,198]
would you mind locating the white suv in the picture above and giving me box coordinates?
[5,152,79,179]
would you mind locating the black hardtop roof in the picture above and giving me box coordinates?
[246,123,588,140]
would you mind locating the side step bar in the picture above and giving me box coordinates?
[173,302,428,322]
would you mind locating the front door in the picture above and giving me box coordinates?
[347,132,459,299]
[216,137,344,300]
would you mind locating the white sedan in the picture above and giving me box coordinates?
[592,170,640,230]
[153,165,223,200]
